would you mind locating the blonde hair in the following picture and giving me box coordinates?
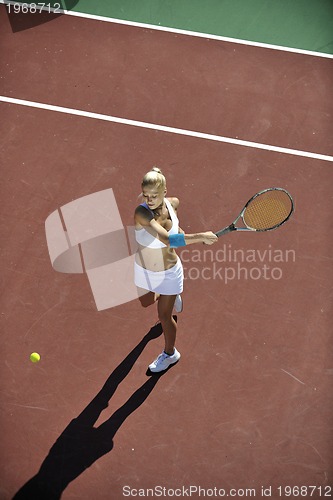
[141,167,166,190]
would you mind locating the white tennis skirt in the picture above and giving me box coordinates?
[134,256,184,295]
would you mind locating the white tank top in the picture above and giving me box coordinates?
[135,198,179,249]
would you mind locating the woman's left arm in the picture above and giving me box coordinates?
[170,196,217,246]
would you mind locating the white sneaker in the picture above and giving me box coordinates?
[148,348,181,373]
[174,294,183,313]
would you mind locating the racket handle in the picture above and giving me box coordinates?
[215,224,235,237]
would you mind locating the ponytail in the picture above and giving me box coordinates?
[141,167,166,190]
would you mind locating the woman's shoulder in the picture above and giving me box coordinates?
[167,197,180,209]
[134,204,154,224]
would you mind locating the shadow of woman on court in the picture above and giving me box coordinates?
[13,320,172,499]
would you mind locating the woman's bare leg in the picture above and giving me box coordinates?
[137,288,160,308]
[157,294,177,354]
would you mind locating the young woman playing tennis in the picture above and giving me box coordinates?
[134,167,218,373]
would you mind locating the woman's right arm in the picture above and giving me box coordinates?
[184,231,218,245]
[135,207,218,246]
[148,219,217,246]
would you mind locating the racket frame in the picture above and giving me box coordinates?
[215,187,294,237]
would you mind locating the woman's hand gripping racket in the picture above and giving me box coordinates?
[215,187,294,237]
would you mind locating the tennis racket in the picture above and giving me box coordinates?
[215,187,294,237]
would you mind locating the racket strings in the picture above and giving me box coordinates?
[243,190,293,230]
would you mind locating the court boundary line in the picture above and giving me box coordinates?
[0,0,333,59]
[1,95,332,163]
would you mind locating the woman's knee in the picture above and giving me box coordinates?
[139,298,150,308]
[138,290,155,308]
[158,309,172,323]
[158,297,176,323]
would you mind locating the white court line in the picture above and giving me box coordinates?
[0,0,333,59]
[1,95,332,162]
[281,369,305,385]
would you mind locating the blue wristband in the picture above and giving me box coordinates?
[169,233,186,248]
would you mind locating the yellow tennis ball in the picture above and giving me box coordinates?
[30,352,40,363]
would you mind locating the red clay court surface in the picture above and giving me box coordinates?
[1,7,332,500]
